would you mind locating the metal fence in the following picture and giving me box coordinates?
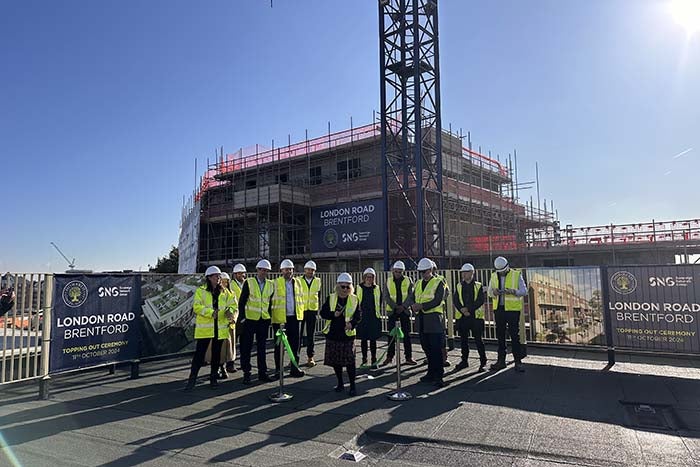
[1,273,52,385]
[6,266,693,389]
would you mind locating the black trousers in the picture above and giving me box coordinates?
[360,339,377,362]
[420,331,445,380]
[386,312,413,361]
[495,310,523,363]
[272,315,301,372]
[189,337,223,381]
[300,310,317,358]
[457,316,486,362]
[239,318,270,375]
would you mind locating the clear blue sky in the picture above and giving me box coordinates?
[2,0,698,272]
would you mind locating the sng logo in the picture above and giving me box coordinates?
[62,280,88,308]
[98,286,132,298]
[610,271,637,295]
[649,277,676,287]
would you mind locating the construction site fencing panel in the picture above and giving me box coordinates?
[1,273,52,385]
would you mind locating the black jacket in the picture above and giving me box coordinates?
[452,280,485,318]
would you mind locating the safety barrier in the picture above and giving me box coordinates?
[3,265,698,395]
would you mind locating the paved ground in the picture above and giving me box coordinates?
[2,341,700,466]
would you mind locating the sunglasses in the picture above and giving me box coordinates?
[339,285,350,290]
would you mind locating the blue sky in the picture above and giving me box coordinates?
[1,0,698,272]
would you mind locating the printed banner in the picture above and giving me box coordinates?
[607,265,700,353]
[50,275,141,373]
[138,274,204,358]
[311,198,384,252]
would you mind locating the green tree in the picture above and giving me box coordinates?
[150,246,179,273]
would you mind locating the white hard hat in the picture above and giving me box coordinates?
[256,259,272,270]
[280,259,295,270]
[336,272,353,284]
[205,266,222,276]
[494,256,509,272]
[220,272,231,280]
[304,260,317,270]
[460,263,475,272]
[363,268,376,277]
[391,261,406,271]
[417,258,433,271]
[431,260,437,269]
[232,263,246,273]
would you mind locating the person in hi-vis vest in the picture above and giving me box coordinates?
[204,272,237,379]
[237,259,275,385]
[299,260,321,367]
[320,273,361,397]
[382,261,418,366]
[270,259,306,379]
[487,256,528,372]
[185,266,237,391]
[356,268,382,367]
[409,258,448,388]
[452,263,487,372]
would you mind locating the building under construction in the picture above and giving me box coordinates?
[186,120,555,273]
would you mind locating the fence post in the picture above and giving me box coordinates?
[600,267,616,367]
[130,360,140,379]
[39,275,53,400]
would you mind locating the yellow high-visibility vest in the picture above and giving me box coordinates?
[271,276,305,323]
[193,286,237,340]
[356,284,381,319]
[301,276,321,311]
[323,293,359,337]
[414,276,443,314]
[244,277,274,321]
[386,276,411,313]
[489,270,524,312]
[456,281,484,320]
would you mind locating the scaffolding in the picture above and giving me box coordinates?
[185,115,555,272]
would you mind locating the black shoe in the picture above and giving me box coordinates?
[455,360,469,371]
[184,380,196,392]
[380,358,393,367]
[514,362,525,373]
[361,360,368,367]
[210,379,220,389]
[443,361,451,368]
[434,379,446,388]
[217,366,229,380]
[371,359,378,368]
[348,387,357,397]
[479,359,488,372]
[225,362,235,372]
[290,369,305,378]
[404,358,418,365]
[490,361,506,371]
[419,375,435,383]
[242,372,252,385]
[334,384,345,393]
[259,374,274,383]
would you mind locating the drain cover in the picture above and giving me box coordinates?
[620,402,675,430]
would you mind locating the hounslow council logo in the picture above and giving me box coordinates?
[62,280,88,307]
[610,271,637,295]
[323,228,339,249]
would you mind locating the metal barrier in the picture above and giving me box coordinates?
[1,273,53,386]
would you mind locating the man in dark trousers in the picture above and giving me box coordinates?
[237,259,275,384]
[409,258,447,388]
[488,256,528,372]
[382,260,417,366]
[452,263,487,372]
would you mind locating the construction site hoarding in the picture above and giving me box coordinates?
[50,274,141,373]
[311,198,384,253]
[607,265,700,353]
[178,199,200,274]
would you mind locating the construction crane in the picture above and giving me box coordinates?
[50,242,76,271]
